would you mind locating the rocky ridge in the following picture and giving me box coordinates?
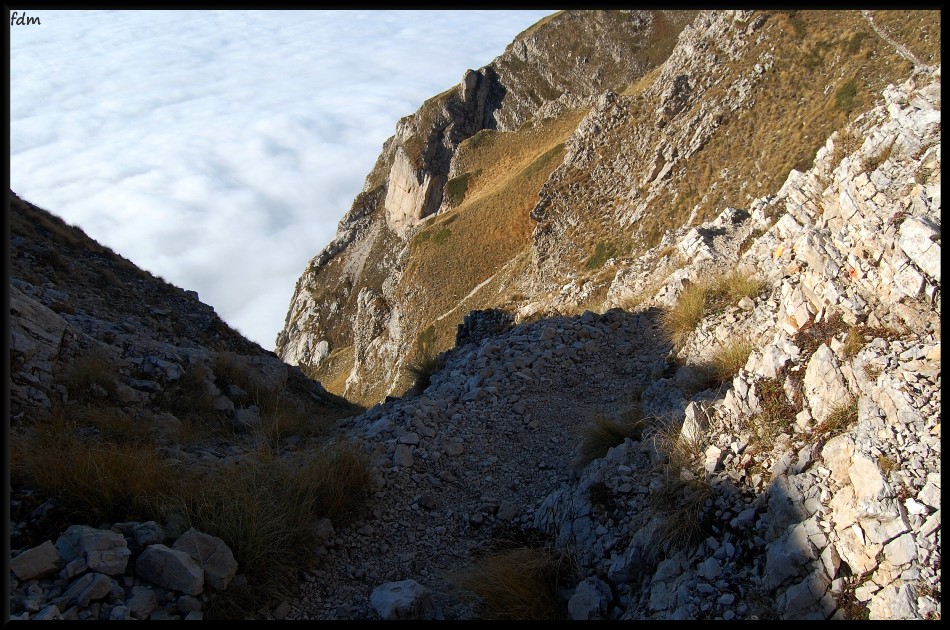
[274,9,698,404]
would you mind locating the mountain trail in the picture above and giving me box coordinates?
[861,10,924,68]
[287,308,671,619]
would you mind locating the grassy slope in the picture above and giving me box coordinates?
[399,107,590,361]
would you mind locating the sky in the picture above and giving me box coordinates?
[9,9,556,350]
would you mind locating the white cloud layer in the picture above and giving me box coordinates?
[10,9,555,350]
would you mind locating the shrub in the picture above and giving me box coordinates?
[794,312,849,362]
[782,10,807,38]
[737,227,766,257]
[13,400,371,619]
[449,547,576,620]
[863,363,883,381]
[846,31,869,54]
[877,454,897,475]
[655,244,678,261]
[253,389,333,449]
[750,377,798,444]
[834,572,873,620]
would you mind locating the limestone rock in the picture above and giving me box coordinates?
[135,544,204,596]
[10,541,62,581]
[568,576,613,620]
[172,529,238,591]
[369,580,435,620]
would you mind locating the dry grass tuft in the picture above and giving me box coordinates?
[60,351,118,402]
[9,419,182,523]
[707,271,766,308]
[704,338,754,385]
[405,352,448,395]
[661,271,764,349]
[574,407,647,470]
[450,547,577,620]
[842,325,865,358]
[158,363,218,424]
[661,282,708,348]
[154,439,372,619]
[648,419,714,553]
[815,397,858,441]
[12,401,372,620]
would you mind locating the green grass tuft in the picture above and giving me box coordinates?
[835,77,861,113]
[585,241,619,270]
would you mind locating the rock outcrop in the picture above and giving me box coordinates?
[9,521,237,620]
[275,10,936,410]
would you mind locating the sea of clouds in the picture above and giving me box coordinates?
[10,9,554,350]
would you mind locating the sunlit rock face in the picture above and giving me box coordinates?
[384,146,442,236]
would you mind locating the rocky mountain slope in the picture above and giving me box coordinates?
[8,192,366,619]
[276,58,940,620]
[274,9,699,405]
[8,8,941,622]
[275,9,939,408]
